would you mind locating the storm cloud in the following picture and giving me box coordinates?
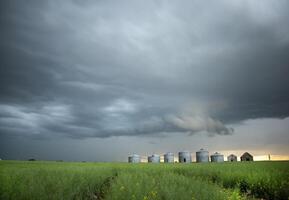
[1,0,289,142]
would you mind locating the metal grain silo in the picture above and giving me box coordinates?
[128,154,141,163]
[210,152,224,162]
[148,154,160,163]
[196,148,209,163]
[178,151,191,163]
[164,152,174,163]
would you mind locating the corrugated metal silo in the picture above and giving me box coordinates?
[210,152,224,162]
[148,154,160,163]
[196,148,209,163]
[128,154,141,163]
[164,152,174,163]
[178,151,191,163]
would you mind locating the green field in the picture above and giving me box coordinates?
[0,161,288,200]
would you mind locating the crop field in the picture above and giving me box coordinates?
[0,161,288,200]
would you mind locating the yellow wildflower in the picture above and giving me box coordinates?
[120,186,125,191]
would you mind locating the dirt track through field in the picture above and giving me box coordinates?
[94,173,118,200]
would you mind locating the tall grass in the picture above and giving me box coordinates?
[0,161,288,200]
[0,161,116,200]
[106,171,242,200]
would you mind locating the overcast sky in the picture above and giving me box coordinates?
[1,0,289,161]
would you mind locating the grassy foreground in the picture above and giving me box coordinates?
[0,161,288,200]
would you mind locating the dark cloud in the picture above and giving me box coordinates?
[0,0,289,141]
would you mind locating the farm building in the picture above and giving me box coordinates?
[227,154,237,162]
[128,154,141,163]
[210,152,224,162]
[241,152,253,161]
[196,148,209,163]
[164,152,174,163]
[148,154,160,163]
[178,151,191,163]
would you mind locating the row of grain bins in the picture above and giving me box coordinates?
[128,149,253,163]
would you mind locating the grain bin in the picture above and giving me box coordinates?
[210,152,224,162]
[178,151,191,163]
[196,148,209,163]
[164,152,174,163]
[128,154,141,163]
[148,154,160,163]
